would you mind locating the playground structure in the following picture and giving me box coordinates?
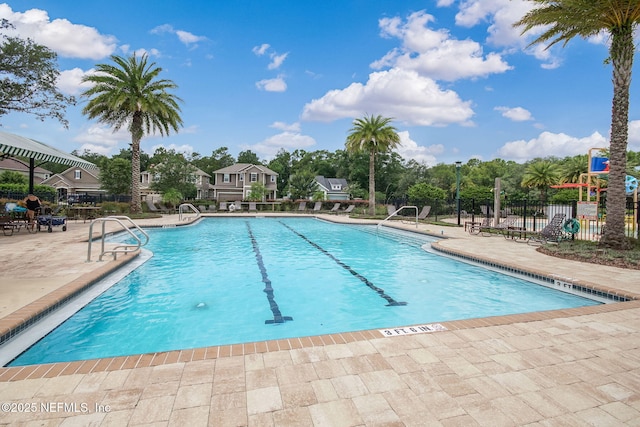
[481,148,639,241]
[548,148,638,239]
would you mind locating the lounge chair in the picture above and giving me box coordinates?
[387,205,397,217]
[401,205,431,224]
[329,203,341,213]
[157,203,174,214]
[418,205,431,220]
[198,205,207,213]
[219,202,228,211]
[234,201,244,212]
[0,215,23,236]
[468,216,493,235]
[313,201,322,212]
[207,204,217,212]
[146,199,161,213]
[248,202,257,212]
[298,201,307,211]
[341,204,356,215]
[479,215,519,236]
[527,213,568,245]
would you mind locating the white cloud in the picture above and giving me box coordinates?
[57,68,95,96]
[252,43,270,56]
[495,106,534,121]
[374,10,511,81]
[394,131,443,166]
[270,121,301,132]
[150,143,195,155]
[150,24,206,47]
[253,44,288,69]
[627,120,640,151]
[496,130,608,161]
[268,52,289,70]
[301,68,474,126]
[256,76,287,92]
[453,0,564,68]
[73,124,130,155]
[150,24,174,34]
[73,123,192,156]
[175,30,207,46]
[243,131,316,160]
[132,48,161,58]
[0,4,117,59]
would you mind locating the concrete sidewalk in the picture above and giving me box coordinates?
[1,213,639,426]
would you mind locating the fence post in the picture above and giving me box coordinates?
[471,199,476,223]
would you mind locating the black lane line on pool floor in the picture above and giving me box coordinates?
[279,221,407,307]
[246,222,293,324]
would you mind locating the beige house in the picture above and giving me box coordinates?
[140,166,212,201]
[212,163,278,201]
[41,166,103,203]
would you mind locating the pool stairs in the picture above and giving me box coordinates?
[87,216,150,262]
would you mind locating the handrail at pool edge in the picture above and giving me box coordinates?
[87,216,150,262]
[377,205,419,229]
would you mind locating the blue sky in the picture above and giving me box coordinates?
[1,0,638,166]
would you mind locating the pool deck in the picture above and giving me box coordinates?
[1,213,639,426]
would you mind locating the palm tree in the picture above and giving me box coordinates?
[522,160,561,202]
[515,1,640,249]
[81,54,183,214]
[345,114,401,215]
[560,155,588,184]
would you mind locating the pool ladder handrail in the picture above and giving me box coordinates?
[178,202,200,221]
[377,205,419,229]
[87,216,150,262]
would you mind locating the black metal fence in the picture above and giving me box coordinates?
[390,197,639,241]
[0,191,131,205]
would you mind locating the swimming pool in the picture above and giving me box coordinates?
[8,217,600,366]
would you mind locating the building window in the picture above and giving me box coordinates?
[270,175,276,183]
[239,174,244,182]
[250,173,258,182]
[223,173,230,183]
[74,170,81,180]
[331,184,341,190]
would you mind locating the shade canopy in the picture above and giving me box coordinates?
[0,131,97,194]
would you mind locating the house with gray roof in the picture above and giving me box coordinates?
[212,163,278,201]
[314,176,350,200]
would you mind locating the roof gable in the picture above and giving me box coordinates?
[214,163,278,176]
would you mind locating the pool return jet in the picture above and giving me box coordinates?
[279,221,407,307]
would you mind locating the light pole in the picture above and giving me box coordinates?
[455,161,462,226]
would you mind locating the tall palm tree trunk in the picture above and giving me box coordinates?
[601,27,634,249]
[368,150,376,216]
[130,113,143,214]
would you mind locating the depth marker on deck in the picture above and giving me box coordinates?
[379,324,447,337]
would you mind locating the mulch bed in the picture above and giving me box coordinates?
[537,247,640,270]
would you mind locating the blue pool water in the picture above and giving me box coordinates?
[9,217,599,366]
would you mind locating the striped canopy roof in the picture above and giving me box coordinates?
[0,131,97,169]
